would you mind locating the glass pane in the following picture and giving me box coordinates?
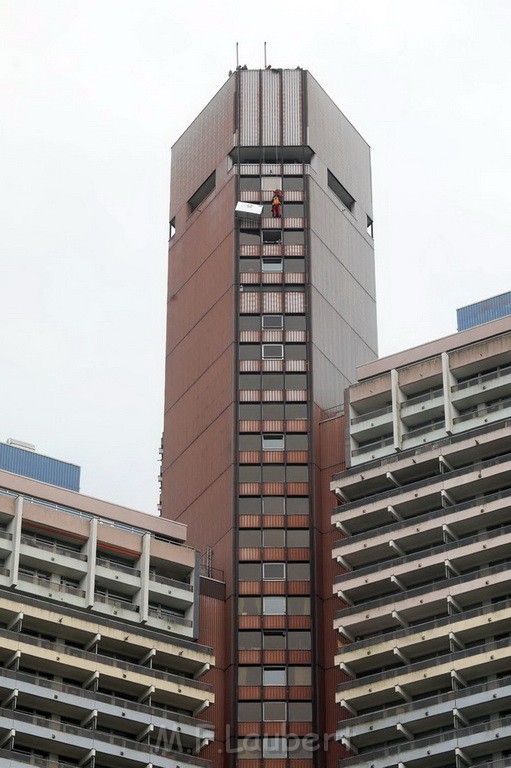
[238,666,262,685]
[263,667,286,686]
[263,563,286,580]
[262,466,285,482]
[263,529,286,547]
[263,702,287,721]
[261,373,284,389]
[239,315,260,331]
[263,497,285,514]
[288,666,312,685]
[282,177,304,192]
[286,404,308,419]
[239,498,261,514]
[263,737,287,758]
[285,315,307,331]
[239,374,261,389]
[288,563,310,581]
[286,434,309,450]
[287,530,310,547]
[239,564,261,580]
[239,405,261,419]
[238,631,260,649]
[286,466,309,482]
[238,596,261,614]
[263,596,286,615]
[288,597,310,615]
[288,631,311,650]
[263,631,286,649]
[238,434,261,450]
[287,497,309,515]
[238,466,261,482]
[285,373,307,388]
[238,702,261,721]
[262,403,285,420]
[289,702,313,721]
[286,344,307,360]
[239,530,262,547]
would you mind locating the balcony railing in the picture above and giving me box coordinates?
[96,557,141,576]
[338,673,511,730]
[94,592,139,612]
[18,572,85,598]
[0,666,213,730]
[337,636,511,691]
[148,606,192,627]
[335,560,511,619]
[335,521,511,585]
[336,485,511,547]
[350,404,392,426]
[402,387,443,407]
[453,396,511,425]
[149,571,193,591]
[21,533,87,561]
[352,436,393,457]
[340,714,511,767]
[0,627,212,690]
[0,706,211,766]
[452,364,511,392]
[0,749,79,768]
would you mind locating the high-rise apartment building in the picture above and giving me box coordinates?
[331,315,511,768]
[0,466,215,768]
[162,68,378,766]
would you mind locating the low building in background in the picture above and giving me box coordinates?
[0,468,215,768]
[457,289,511,331]
[0,438,80,491]
[331,314,511,768]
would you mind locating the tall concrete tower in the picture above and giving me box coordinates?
[162,68,377,767]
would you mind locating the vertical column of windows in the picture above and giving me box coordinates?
[237,164,313,761]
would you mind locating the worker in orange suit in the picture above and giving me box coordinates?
[271,190,283,218]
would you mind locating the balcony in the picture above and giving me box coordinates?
[350,403,393,440]
[0,706,211,768]
[400,387,444,425]
[452,364,511,409]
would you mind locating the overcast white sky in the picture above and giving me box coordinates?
[1,0,510,513]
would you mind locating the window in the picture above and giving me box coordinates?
[169,218,176,238]
[262,344,283,360]
[288,631,311,650]
[287,497,309,515]
[289,702,313,721]
[262,373,284,389]
[263,563,286,580]
[262,466,285,482]
[283,230,304,245]
[262,230,281,244]
[262,314,283,329]
[263,667,286,686]
[282,176,304,192]
[239,497,261,514]
[238,435,261,451]
[239,530,262,548]
[288,666,312,685]
[263,737,287,759]
[286,404,308,419]
[239,405,261,420]
[287,530,310,547]
[263,596,286,615]
[239,315,260,331]
[286,344,307,360]
[285,373,307,388]
[238,466,261,482]
[261,176,282,190]
[238,596,261,615]
[238,702,261,722]
[327,169,355,212]
[288,563,310,581]
[283,203,304,217]
[239,344,261,360]
[263,529,286,547]
[188,170,216,212]
[262,258,283,272]
[284,258,305,273]
[263,631,286,649]
[286,434,309,450]
[263,497,285,515]
[239,564,261,581]
[237,737,261,758]
[239,230,260,245]
[239,631,261,649]
[263,702,287,721]
[285,315,306,331]
[239,667,262,685]
[367,215,374,237]
[240,177,260,192]
[263,434,284,451]
[288,597,310,615]
[262,403,285,419]
[286,465,309,482]
[239,373,261,389]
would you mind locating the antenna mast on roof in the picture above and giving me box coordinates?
[236,42,239,69]
[264,41,267,68]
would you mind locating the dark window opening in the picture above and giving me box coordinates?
[188,171,216,213]
[169,218,176,238]
[327,170,355,212]
[262,230,281,244]
[367,216,374,237]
